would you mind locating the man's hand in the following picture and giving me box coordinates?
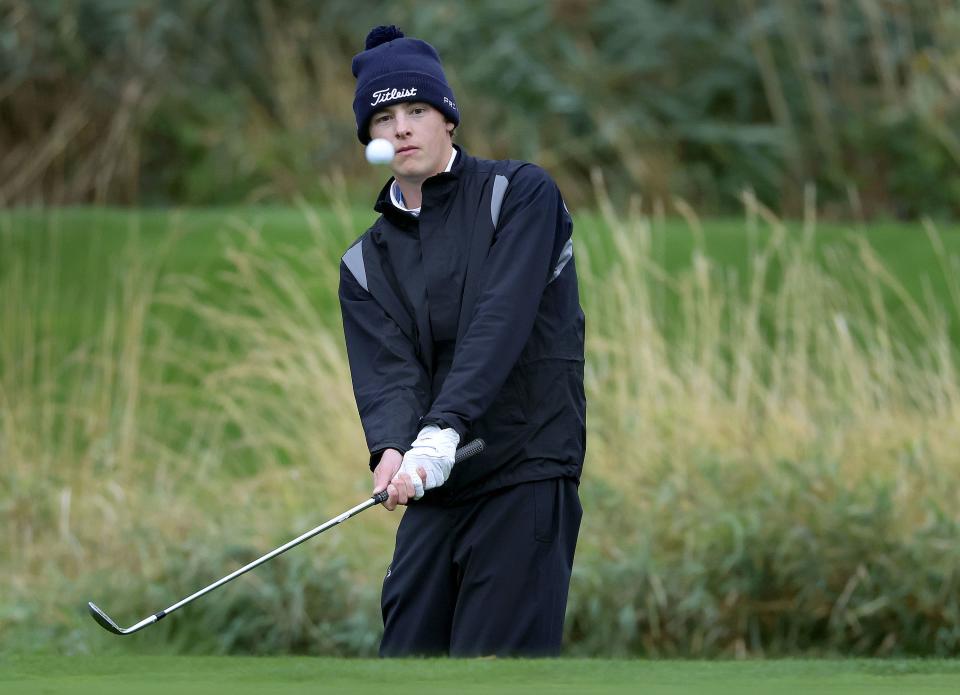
[394,425,460,501]
[372,448,425,511]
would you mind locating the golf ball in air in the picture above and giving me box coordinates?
[366,138,395,165]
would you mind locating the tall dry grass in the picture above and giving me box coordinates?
[570,186,960,655]
[584,185,960,490]
[1,199,959,655]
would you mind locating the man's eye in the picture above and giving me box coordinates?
[375,115,391,123]
[412,107,425,115]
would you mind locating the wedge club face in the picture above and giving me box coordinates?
[88,602,160,635]
[88,602,125,634]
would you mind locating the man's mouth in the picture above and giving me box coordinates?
[396,146,418,156]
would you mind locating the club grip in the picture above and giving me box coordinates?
[454,437,486,463]
[371,438,485,505]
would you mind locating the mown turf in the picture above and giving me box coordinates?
[4,657,960,694]
[4,207,959,349]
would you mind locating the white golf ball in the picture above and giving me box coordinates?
[366,138,395,165]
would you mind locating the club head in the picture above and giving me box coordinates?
[88,602,126,635]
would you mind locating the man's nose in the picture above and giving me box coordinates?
[394,114,412,137]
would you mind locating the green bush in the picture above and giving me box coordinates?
[1,0,958,216]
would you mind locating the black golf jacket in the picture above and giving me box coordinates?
[338,146,585,505]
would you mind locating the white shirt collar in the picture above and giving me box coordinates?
[390,147,458,216]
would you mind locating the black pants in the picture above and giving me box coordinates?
[379,477,582,657]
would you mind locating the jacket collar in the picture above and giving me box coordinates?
[373,145,470,229]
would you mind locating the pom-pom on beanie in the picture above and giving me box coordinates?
[352,25,459,144]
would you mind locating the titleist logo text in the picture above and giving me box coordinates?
[371,87,418,106]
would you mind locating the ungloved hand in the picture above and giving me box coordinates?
[393,424,460,500]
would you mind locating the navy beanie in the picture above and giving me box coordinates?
[352,25,459,144]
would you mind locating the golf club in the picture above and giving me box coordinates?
[88,437,485,636]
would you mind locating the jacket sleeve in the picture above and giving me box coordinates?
[339,256,432,470]
[421,165,571,438]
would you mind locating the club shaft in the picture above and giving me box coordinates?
[155,439,485,620]
[160,496,377,618]
[90,437,485,634]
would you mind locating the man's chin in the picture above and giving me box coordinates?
[391,162,426,179]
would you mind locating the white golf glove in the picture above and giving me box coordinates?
[395,424,460,500]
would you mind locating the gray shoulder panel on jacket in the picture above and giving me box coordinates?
[490,174,509,228]
[550,237,574,284]
[342,241,367,291]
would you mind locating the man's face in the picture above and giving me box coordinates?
[368,102,454,181]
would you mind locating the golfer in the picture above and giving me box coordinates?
[339,25,586,657]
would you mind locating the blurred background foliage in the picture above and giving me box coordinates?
[1,0,958,217]
[4,0,960,659]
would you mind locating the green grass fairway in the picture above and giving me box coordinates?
[4,657,960,694]
[3,207,959,369]
[5,207,959,344]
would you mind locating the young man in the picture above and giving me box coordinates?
[339,25,586,657]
